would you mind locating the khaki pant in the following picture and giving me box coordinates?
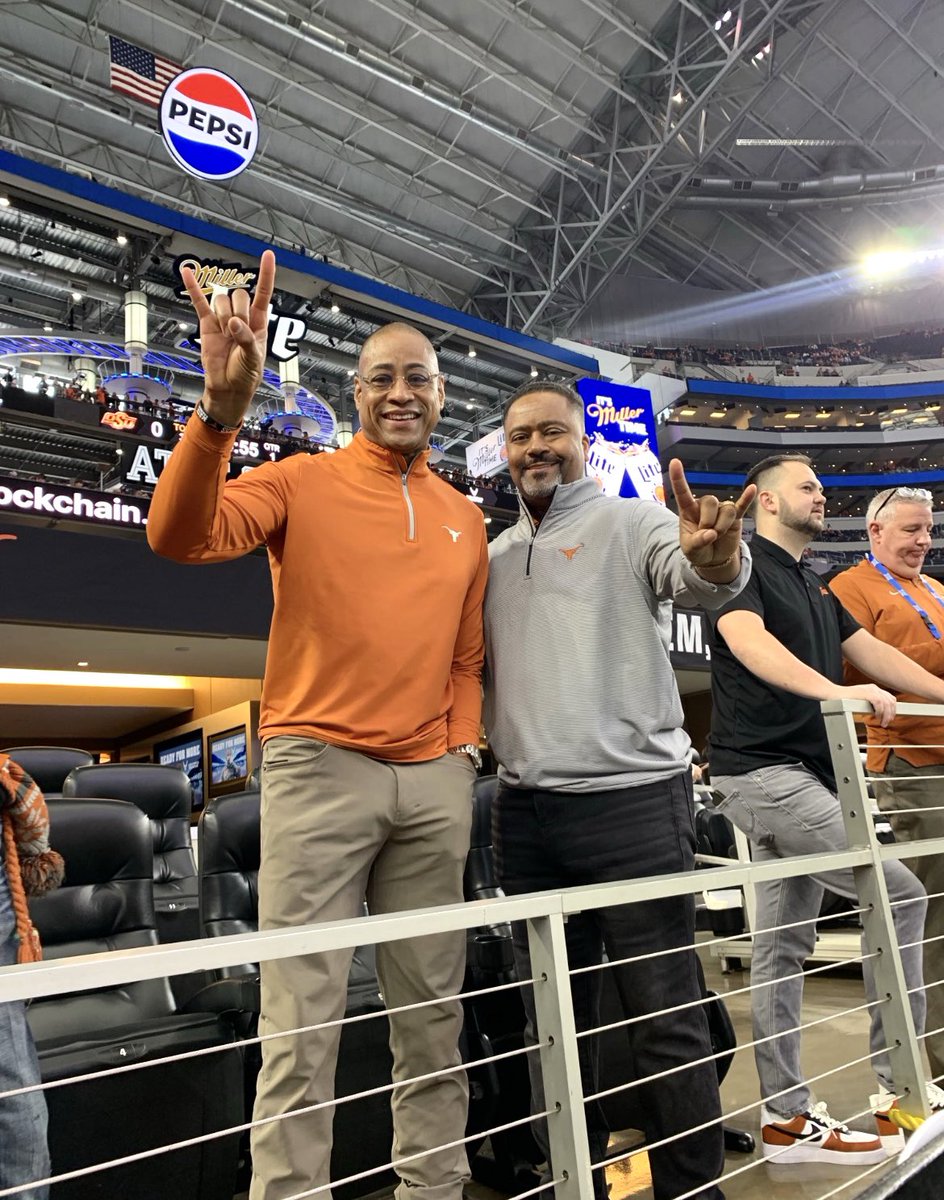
[872,753,944,1085]
[249,736,475,1200]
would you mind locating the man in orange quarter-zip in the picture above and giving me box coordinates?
[830,485,944,1099]
[148,250,488,1200]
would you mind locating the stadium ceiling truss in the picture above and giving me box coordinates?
[1,0,943,372]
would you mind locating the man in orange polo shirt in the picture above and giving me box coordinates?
[149,251,488,1200]
[831,485,944,1089]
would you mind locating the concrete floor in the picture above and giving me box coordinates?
[668,947,900,1200]
[238,943,909,1200]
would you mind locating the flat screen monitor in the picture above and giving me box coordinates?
[153,729,205,811]
[208,726,248,788]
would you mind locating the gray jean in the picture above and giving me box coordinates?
[0,854,49,1200]
[712,763,927,1117]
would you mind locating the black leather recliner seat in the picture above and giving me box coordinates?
[63,762,200,941]
[1,745,93,796]
[27,798,243,1200]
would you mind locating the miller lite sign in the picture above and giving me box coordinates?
[173,253,307,362]
[576,378,665,505]
[160,67,258,181]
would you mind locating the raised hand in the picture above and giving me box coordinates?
[668,458,756,569]
[180,248,276,428]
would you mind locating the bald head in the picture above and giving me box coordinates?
[358,322,438,374]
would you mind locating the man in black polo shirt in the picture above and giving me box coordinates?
[708,453,944,1165]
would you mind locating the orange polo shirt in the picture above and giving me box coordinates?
[830,557,944,770]
[148,422,488,760]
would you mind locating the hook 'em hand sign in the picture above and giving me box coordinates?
[173,254,307,363]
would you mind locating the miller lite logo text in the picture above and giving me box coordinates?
[174,251,307,362]
[160,67,258,180]
[174,256,257,297]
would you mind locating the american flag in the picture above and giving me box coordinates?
[109,36,180,107]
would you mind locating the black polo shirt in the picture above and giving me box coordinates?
[707,534,860,790]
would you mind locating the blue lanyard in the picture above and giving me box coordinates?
[866,553,944,641]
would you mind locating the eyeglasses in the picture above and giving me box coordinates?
[873,486,932,519]
[357,370,441,393]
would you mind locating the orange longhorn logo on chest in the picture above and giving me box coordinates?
[559,544,584,561]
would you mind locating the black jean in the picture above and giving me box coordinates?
[493,773,725,1200]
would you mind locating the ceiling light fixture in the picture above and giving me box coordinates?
[709,408,726,419]
[70,289,82,302]
[530,366,538,378]
[468,346,476,358]
[330,302,340,313]
[43,323,53,332]
[672,91,684,104]
[0,196,10,208]
[77,661,89,668]
[116,234,128,246]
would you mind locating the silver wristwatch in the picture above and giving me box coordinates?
[447,744,482,770]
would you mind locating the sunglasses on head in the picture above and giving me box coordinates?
[873,486,933,520]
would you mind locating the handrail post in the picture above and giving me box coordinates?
[822,701,928,1122]
[526,912,595,1200]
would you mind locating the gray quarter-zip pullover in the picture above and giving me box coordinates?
[483,476,750,792]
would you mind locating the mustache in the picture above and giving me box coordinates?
[523,455,561,467]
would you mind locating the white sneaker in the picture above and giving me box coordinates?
[761,1101,887,1164]
[871,1081,944,1152]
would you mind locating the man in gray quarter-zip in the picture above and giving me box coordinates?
[483,379,754,1200]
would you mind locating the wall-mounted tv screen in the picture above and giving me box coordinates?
[154,729,204,811]
[208,726,248,787]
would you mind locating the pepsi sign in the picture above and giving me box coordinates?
[159,67,258,181]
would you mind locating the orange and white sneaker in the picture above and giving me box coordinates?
[761,1101,887,1164]
[871,1081,944,1153]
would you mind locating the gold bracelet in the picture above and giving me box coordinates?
[697,552,739,575]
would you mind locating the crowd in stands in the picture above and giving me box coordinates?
[0,366,515,500]
[581,339,873,370]
[581,328,944,372]
[813,546,944,567]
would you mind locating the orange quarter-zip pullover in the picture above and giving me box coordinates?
[831,556,944,771]
[148,421,487,760]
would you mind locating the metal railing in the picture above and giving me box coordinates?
[2,698,944,1199]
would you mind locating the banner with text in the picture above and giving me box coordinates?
[464,425,507,477]
[576,378,664,504]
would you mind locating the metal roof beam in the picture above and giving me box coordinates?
[35,0,557,221]
[524,0,818,332]
[358,0,606,142]
[225,0,600,182]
